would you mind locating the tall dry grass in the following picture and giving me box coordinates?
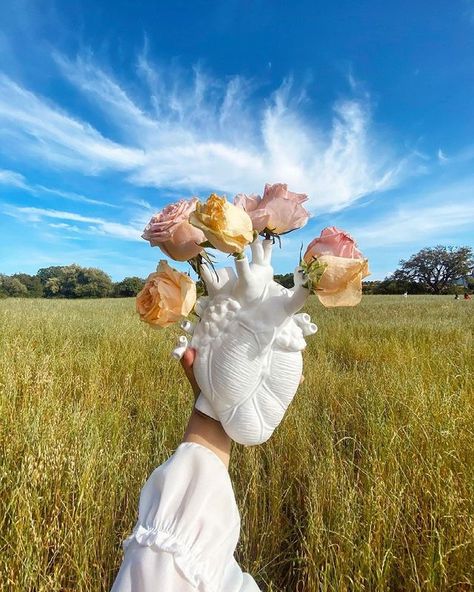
[0,296,472,591]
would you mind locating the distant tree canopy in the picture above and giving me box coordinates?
[1,247,472,298]
[0,265,144,299]
[391,246,473,295]
[0,275,29,297]
[113,276,146,297]
[274,273,294,288]
[36,265,114,298]
[363,245,473,295]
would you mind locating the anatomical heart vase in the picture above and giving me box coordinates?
[137,186,370,446]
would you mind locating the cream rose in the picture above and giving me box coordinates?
[234,183,309,235]
[303,227,370,307]
[189,193,254,254]
[142,198,206,261]
[136,260,196,328]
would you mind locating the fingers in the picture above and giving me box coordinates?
[181,346,196,368]
[179,346,200,398]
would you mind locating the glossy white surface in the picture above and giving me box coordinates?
[182,238,316,445]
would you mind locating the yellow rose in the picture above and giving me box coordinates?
[189,193,254,254]
[136,260,196,328]
[315,255,370,307]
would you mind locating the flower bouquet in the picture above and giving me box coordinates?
[137,184,369,445]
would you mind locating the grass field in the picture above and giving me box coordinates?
[0,296,473,591]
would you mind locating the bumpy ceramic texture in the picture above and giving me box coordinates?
[182,239,316,445]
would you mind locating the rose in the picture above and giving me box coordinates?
[136,260,196,328]
[189,193,254,254]
[142,198,206,261]
[304,226,364,260]
[234,182,310,235]
[303,227,370,307]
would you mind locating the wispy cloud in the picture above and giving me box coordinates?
[0,168,116,207]
[355,179,474,246]
[0,169,29,189]
[4,205,142,240]
[0,74,145,173]
[0,54,412,214]
[437,148,448,163]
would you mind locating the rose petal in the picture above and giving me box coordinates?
[190,195,254,253]
[265,198,309,234]
[315,255,370,307]
[142,198,204,261]
[262,183,308,205]
[233,193,261,212]
[136,261,196,327]
[304,226,363,261]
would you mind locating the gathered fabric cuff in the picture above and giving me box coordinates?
[123,523,215,591]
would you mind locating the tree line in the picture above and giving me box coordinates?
[0,265,145,299]
[1,246,472,299]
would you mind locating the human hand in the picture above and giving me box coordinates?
[179,347,200,400]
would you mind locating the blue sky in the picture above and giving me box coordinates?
[0,0,473,280]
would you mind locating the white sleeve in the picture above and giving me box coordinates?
[110,442,261,592]
[111,544,198,592]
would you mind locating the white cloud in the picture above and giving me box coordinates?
[0,55,411,213]
[0,168,115,207]
[35,185,117,208]
[354,180,474,246]
[0,169,28,189]
[437,148,448,162]
[0,74,145,173]
[4,205,142,241]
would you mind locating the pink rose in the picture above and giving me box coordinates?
[234,182,310,234]
[303,227,370,308]
[142,198,206,261]
[303,226,364,261]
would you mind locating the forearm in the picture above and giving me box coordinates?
[182,409,232,469]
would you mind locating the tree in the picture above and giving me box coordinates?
[392,246,473,294]
[37,264,113,298]
[274,273,294,288]
[74,267,114,298]
[113,276,145,297]
[12,273,44,297]
[0,275,28,297]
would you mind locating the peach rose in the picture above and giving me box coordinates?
[136,260,196,328]
[189,193,254,254]
[303,227,370,307]
[142,198,206,261]
[234,182,309,234]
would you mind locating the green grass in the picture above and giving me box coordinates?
[0,296,473,591]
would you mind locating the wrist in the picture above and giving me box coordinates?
[183,408,231,468]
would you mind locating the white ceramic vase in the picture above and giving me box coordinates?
[174,239,316,446]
